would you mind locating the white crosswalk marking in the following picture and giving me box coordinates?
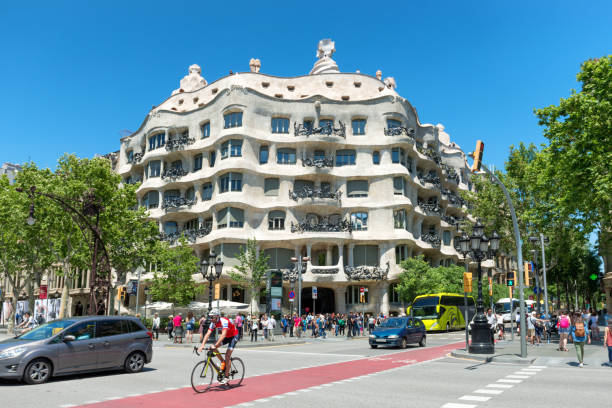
[507,375,530,379]
[441,403,477,408]
[487,383,514,388]
[474,389,503,395]
[459,395,491,402]
[515,371,536,375]
[498,379,522,383]
[529,365,547,368]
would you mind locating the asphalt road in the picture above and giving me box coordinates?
[2,330,610,408]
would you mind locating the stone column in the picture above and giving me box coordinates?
[226,284,232,301]
[337,243,344,267]
[326,246,332,266]
[380,281,390,316]
[348,244,355,267]
[306,244,312,261]
[334,286,347,314]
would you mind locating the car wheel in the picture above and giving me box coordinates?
[370,345,378,349]
[125,351,145,373]
[23,359,52,385]
[399,337,407,349]
[419,335,426,347]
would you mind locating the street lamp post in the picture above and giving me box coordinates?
[291,256,310,317]
[200,251,224,342]
[459,223,500,354]
[530,235,550,317]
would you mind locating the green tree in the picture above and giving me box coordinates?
[395,256,463,303]
[228,238,270,316]
[148,239,202,309]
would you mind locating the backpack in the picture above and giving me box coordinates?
[560,316,570,329]
[574,321,585,337]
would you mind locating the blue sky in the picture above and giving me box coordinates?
[1,1,610,171]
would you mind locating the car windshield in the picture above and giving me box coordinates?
[17,320,77,341]
[378,317,406,328]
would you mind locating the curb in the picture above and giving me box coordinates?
[450,349,537,365]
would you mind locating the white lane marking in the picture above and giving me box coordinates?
[104,397,123,401]
[459,395,491,402]
[240,349,365,358]
[254,398,270,403]
[164,387,178,391]
[311,386,323,390]
[285,392,299,395]
[321,384,332,387]
[270,395,284,399]
[126,394,142,397]
[83,402,100,405]
[298,389,312,393]
[529,365,547,368]
[506,375,530,379]
[515,371,535,375]
[474,389,503,395]
[497,379,522,383]
[487,383,514,388]
[441,403,477,408]
[59,405,77,408]
[521,368,542,371]
[238,404,254,407]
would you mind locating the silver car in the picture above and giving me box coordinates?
[0,316,153,384]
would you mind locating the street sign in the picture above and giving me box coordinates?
[127,280,138,295]
[589,273,598,281]
[288,290,295,300]
[312,286,318,299]
[214,282,221,300]
[359,287,365,293]
[39,285,48,300]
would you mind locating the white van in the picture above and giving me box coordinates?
[495,298,535,323]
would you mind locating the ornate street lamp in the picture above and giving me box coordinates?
[291,256,310,317]
[461,222,500,354]
[200,251,224,313]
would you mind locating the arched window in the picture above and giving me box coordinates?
[224,112,242,128]
[163,221,178,235]
[336,149,356,166]
[217,207,244,229]
[219,172,242,193]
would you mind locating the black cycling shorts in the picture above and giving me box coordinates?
[221,335,238,350]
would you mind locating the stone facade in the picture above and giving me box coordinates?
[116,40,477,316]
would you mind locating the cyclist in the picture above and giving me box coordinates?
[197,309,238,384]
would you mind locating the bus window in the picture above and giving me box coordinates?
[412,296,439,319]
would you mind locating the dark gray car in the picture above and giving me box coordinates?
[0,316,153,384]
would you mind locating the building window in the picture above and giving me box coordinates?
[260,146,269,164]
[201,122,210,138]
[351,212,368,231]
[127,150,134,163]
[148,132,165,151]
[352,119,366,135]
[148,160,161,178]
[405,156,413,171]
[185,186,195,202]
[319,119,333,131]
[209,151,216,167]
[268,210,286,230]
[220,172,242,193]
[264,178,280,196]
[347,180,368,197]
[271,118,290,133]
[387,119,402,129]
[392,147,405,164]
[143,191,159,209]
[277,148,296,164]
[443,230,451,246]
[303,119,314,131]
[217,207,244,229]
[224,112,243,128]
[201,182,213,201]
[170,160,182,171]
[336,149,356,166]
[372,151,380,165]
[185,218,199,231]
[393,176,406,196]
[221,139,242,159]
[389,283,400,303]
[395,245,409,264]
[314,150,325,161]
[164,221,178,235]
[394,209,407,229]
[345,285,369,304]
[193,154,203,171]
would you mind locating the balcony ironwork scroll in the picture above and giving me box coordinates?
[311,267,339,275]
[290,217,352,233]
[131,153,143,164]
[159,226,211,244]
[421,233,441,247]
[161,197,196,210]
[416,145,441,164]
[165,134,195,151]
[301,156,334,168]
[294,121,346,138]
[289,186,342,201]
[442,164,459,184]
[281,268,299,282]
[384,126,415,138]
[441,214,463,226]
[417,199,443,216]
[344,262,390,281]
[161,167,189,180]
[417,171,441,188]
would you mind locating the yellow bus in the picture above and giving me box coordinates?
[407,293,475,331]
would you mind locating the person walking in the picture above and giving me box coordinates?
[166,315,174,341]
[261,314,269,341]
[589,309,600,341]
[152,313,160,340]
[281,315,288,338]
[235,313,243,340]
[185,312,196,343]
[570,312,591,367]
[173,313,184,344]
[268,314,276,341]
[557,310,571,352]
[293,314,302,338]
[250,315,258,342]
[198,314,207,343]
[604,319,612,366]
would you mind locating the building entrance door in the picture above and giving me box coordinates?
[301,287,335,314]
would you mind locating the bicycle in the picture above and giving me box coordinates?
[191,347,245,393]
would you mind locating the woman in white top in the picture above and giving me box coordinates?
[152,313,160,340]
[250,316,259,342]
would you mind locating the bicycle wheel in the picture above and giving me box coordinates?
[191,361,214,393]
[227,357,245,387]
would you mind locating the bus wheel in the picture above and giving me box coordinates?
[446,323,451,332]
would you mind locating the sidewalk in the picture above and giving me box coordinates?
[451,334,612,368]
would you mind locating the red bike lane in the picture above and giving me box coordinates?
[76,341,462,408]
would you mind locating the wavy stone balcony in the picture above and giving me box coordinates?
[421,233,441,248]
[442,164,460,184]
[344,262,390,281]
[289,186,342,201]
[384,126,415,138]
[301,156,334,168]
[161,167,189,180]
[294,122,346,138]
[165,134,195,151]
[161,197,196,210]
[290,217,352,233]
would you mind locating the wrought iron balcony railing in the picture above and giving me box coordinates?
[131,153,143,164]
[161,167,189,180]
[161,197,196,210]
[344,262,390,281]
[290,217,352,233]
[421,233,441,247]
[417,171,441,188]
[301,156,334,168]
[441,188,465,207]
[159,226,211,244]
[416,145,442,165]
[384,126,415,138]
[165,134,195,151]
[441,214,463,226]
[417,199,443,216]
[294,121,346,138]
[442,164,460,184]
[311,267,340,275]
[289,186,342,201]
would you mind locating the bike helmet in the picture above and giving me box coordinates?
[208,309,221,317]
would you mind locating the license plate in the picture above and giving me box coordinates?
[376,339,387,343]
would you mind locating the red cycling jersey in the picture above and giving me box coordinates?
[209,317,238,337]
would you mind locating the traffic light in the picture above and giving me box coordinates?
[524,262,531,287]
[214,283,221,300]
[463,272,473,293]
[471,140,485,172]
[506,271,515,287]
[117,287,127,300]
